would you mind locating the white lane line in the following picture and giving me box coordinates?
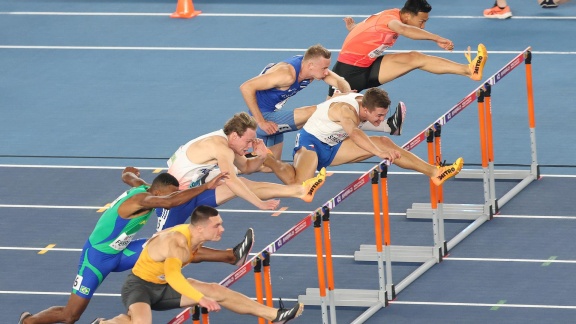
[1,46,575,55]
[3,248,576,265]
[1,290,575,309]
[1,12,575,20]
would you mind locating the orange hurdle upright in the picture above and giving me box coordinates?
[253,258,266,324]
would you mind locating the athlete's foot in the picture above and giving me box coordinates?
[301,167,327,203]
[272,300,304,323]
[466,44,487,81]
[431,157,464,186]
[387,101,406,136]
[18,312,32,324]
[232,228,254,267]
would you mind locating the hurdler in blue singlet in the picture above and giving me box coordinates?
[253,55,312,146]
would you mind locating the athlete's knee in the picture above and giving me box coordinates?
[204,282,227,301]
[376,136,395,147]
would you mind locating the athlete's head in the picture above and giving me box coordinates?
[400,0,432,29]
[303,44,332,80]
[223,112,258,156]
[150,173,180,196]
[361,88,392,127]
[191,205,224,241]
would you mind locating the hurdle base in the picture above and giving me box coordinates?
[406,203,484,220]
[354,245,433,263]
[299,288,385,307]
[456,168,531,180]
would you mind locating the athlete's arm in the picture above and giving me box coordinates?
[162,233,221,311]
[387,20,454,51]
[323,70,352,94]
[215,142,277,210]
[119,173,228,218]
[239,64,297,135]
[121,167,150,187]
[329,103,397,163]
[233,138,267,174]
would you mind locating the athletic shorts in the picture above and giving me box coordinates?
[72,238,147,299]
[122,273,182,311]
[155,189,217,231]
[255,110,297,147]
[293,129,342,171]
[328,57,384,96]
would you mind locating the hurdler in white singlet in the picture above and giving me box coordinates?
[167,129,227,190]
[303,93,366,146]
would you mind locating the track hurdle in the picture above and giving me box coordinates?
[167,161,390,324]
[299,163,400,324]
[406,47,538,223]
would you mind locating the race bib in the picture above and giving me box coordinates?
[109,232,136,251]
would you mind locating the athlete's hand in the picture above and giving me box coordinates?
[198,296,221,312]
[343,17,357,31]
[251,139,269,157]
[378,150,401,164]
[258,199,281,210]
[122,166,140,177]
[258,120,278,135]
[205,172,230,190]
[436,37,454,51]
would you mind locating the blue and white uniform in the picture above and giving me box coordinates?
[294,93,365,170]
[253,55,312,146]
[157,131,224,231]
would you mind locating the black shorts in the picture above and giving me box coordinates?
[122,273,182,311]
[328,56,384,96]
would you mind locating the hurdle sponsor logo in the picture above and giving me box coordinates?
[495,57,522,82]
[404,134,424,151]
[446,94,474,122]
[282,229,296,245]
[294,219,308,235]
[170,316,186,324]
[233,266,248,280]
[353,177,366,190]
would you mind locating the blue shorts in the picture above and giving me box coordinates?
[255,110,297,147]
[155,189,218,231]
[293,129,342,171]
[73,238,147,299]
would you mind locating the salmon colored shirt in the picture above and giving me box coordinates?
[337,9,401,68]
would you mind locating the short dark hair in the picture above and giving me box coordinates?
[190,205,219,225]
[223,112,257,137]
[362,88,391,111]
[303,44,331,61]
[401,0,432,15]
[151,173,179,188]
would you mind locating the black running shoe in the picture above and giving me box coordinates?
[540,0,558,8]
[18,312,32,324]
[272,300,304,323]
[233,228,254,267]
[387,101,406,136]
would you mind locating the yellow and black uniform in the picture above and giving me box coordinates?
[120,224,202,311]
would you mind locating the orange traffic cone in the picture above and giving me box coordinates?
[170,0,201,19]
